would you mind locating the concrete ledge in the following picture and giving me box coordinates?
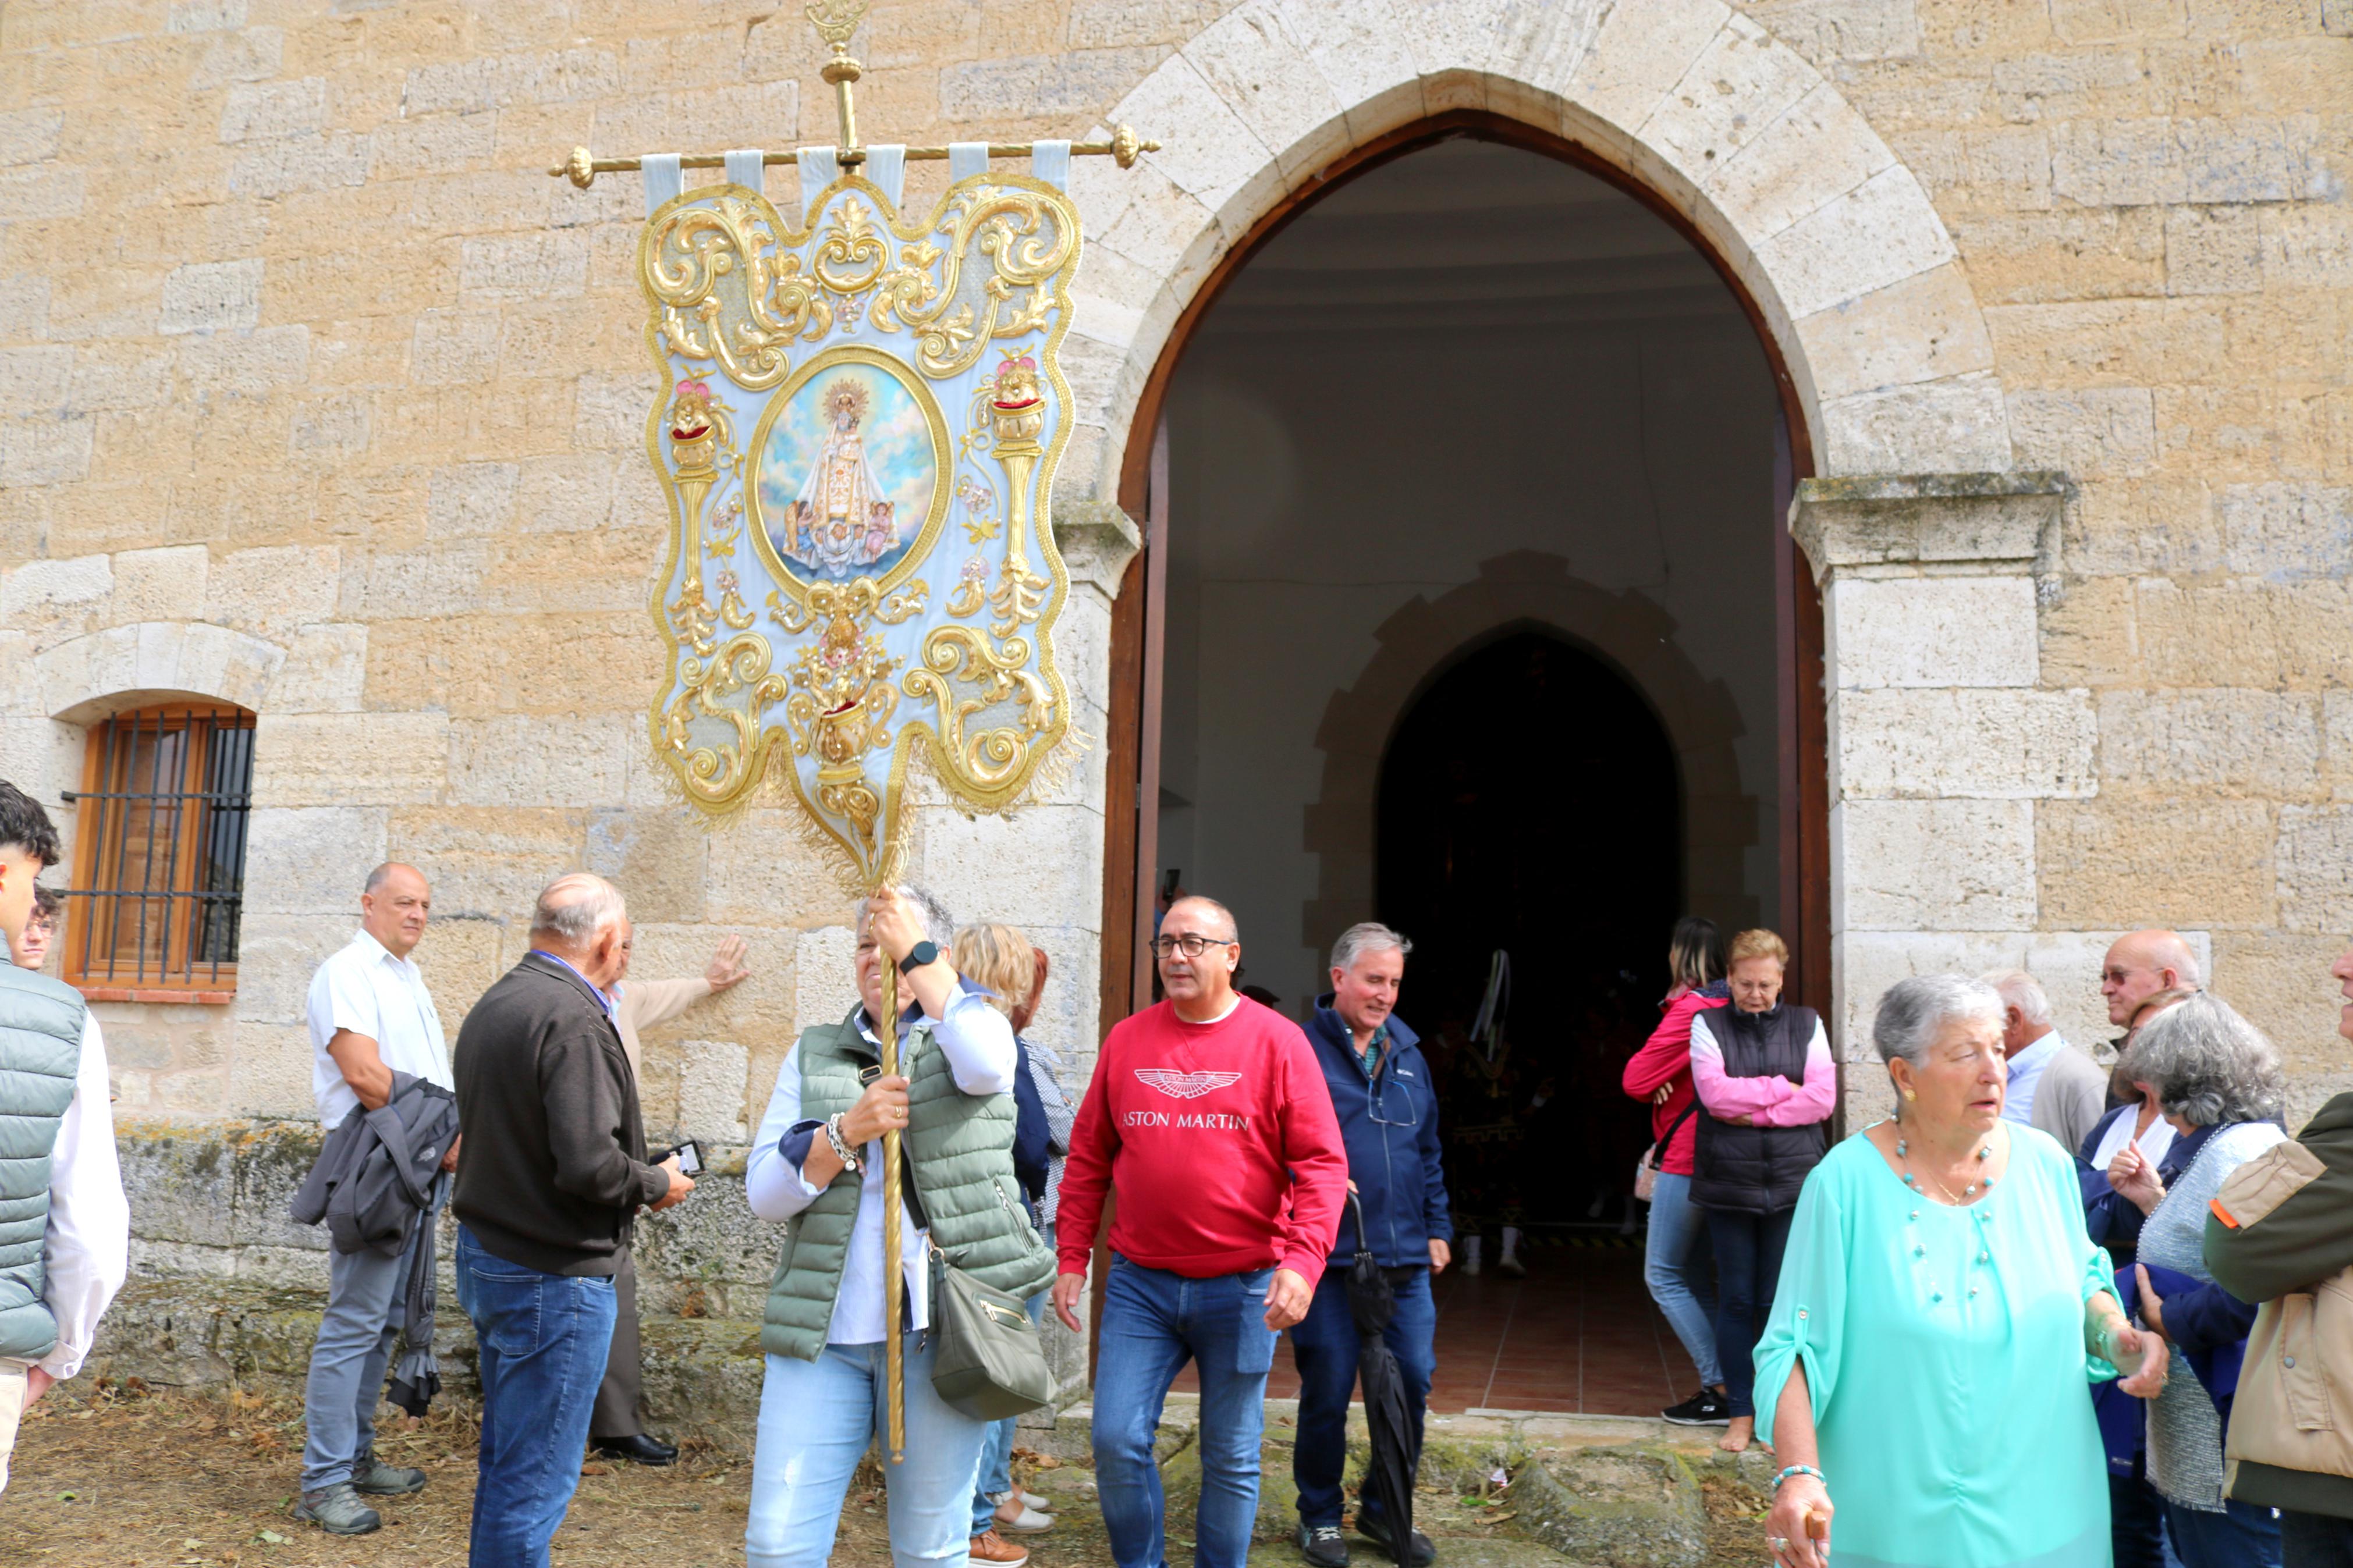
[1789,471,2071,582]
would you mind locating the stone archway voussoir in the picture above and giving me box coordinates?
[37,621,286,723]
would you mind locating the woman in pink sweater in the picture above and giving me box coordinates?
[1622,917,1732,1427]
[1686,928,1834,1453]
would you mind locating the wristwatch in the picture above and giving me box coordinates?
[898,940,940,974]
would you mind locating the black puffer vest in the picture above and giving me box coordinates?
[1691,1004,1827,1217]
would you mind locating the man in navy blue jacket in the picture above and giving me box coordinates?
[1293,923,1451,1568]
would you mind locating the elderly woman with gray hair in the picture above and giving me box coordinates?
[2109,993,2289,1568]
[1749,974,2169,1568]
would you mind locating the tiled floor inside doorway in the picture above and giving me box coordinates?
[1174,1232,1693,1417]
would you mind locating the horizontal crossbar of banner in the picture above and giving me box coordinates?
[550,129,1159,188]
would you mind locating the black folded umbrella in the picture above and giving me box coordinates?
[1343,1194,1418,1562]
[385,1172,447,1418]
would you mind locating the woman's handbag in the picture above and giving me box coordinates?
[928,1245,1056,1421]
[1634,1101,1701,1203]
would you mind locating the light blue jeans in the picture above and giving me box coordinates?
[1091,1256,1277,1568]
[1642,1171,1722,1389]
[748,1334,990,1568]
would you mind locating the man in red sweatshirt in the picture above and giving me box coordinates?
[1052,895,1348,1568]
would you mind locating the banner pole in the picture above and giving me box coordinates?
[880,954,906,1463]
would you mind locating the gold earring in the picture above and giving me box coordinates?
[1903,1089,1917,1101]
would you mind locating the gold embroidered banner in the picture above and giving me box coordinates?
[640,158,1083,889]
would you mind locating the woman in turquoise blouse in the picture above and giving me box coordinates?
[1754,975,2171,1568]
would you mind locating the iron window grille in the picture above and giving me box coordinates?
[65,703,256,999]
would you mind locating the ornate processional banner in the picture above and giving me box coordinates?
[638,150,1084,888]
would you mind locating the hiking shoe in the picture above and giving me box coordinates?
[1300,1522,1350,1567]
[970,1528,1030,1566]
[294,1482,382,1536]
[1661,1386,1731,1426]
[1356,1511,1436,1566]
[350,1451,428,1495]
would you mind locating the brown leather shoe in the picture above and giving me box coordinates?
[970,1529,1031,1566]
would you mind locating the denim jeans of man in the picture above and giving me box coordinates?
[748,1334,989,1568]
[456,1225,617,1568]
[1641,1172,1720,1389]
[2114,1471,2188,1568]
[2166,1498,2284,1568]
[1290,1265,1434,1531]
[2281,1509,2353,1568]
[1092,1256,1279,1568]
[970,1288,1050,1537]
[301,1194,430,1492]
[1705,1206,1793,1419]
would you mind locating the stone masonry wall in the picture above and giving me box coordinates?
[0,4,2348,1175]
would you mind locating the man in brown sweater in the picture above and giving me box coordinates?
[591,931,750,1466]
[451,873,693,1565]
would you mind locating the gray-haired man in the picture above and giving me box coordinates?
[1982,968,2107,1154]
[452,873,694,1566]
[294,862,454,1537]
[1292,922,1449,1568]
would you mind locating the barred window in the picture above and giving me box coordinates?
[66,703,257,1001]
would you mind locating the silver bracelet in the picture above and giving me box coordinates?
[824,1113,862,1174]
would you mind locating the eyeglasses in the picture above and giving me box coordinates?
[1151,934,1237,959]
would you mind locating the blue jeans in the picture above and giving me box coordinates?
[971,1289,1049,1537]
[2167,1499,2283,1568]
[1290,1265,1433,1530]
[1092,1256,1278,1568]
[1642,1172,1721,1390]
[1705,1206,1793,1419]
[2114,1471,2188,1568]
[301,1200,430,1491]
[456,1226,617,1568]
[750,1334,989,1568]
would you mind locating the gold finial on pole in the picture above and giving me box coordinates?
[808,0,871,163]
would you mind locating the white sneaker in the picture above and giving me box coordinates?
[1460,1235,1483,1275]
[996,1501,1056,1535]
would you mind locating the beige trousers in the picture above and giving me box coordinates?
[0,1359,30,1495]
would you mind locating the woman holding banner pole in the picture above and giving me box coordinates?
[743,886,1057,1568]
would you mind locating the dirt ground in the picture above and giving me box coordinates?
[0,1381,1769,1567]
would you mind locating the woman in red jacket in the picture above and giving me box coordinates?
[1622,917,1731,1426]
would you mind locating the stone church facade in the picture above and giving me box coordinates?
[0,0,2348,1392]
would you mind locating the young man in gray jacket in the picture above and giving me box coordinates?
[451,873,693,1567]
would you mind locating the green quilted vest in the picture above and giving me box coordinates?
[0,961,87,1363]
[761,1008,1056,1362]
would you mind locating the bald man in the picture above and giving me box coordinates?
[452,873,692,1567]
[2102,930,2202,1044]
[295,863,456,1537]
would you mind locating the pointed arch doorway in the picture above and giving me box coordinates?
[1377,628,1681,1230]
[1094,116,1830,1415]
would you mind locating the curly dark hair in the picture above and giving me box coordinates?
[0,780,61,869]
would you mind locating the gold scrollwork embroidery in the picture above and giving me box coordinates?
[867,190,1076,379]
[645,195,829,390]
[904,625,1056,790]
[663,633,789,805]
[815,196,888,294]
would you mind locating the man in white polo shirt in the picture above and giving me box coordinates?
[294,862,455,1537]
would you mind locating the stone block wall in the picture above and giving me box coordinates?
[0,3,2347,1223]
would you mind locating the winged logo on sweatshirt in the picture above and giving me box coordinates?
[1134,1068,1243,1100]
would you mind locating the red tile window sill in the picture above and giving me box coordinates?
[74,986,236,1005]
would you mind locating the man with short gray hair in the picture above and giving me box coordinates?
[452,873,694,1566]
[294,861,453,1537]
[1982,968,2107,1154]
[1291,922,1449,1567]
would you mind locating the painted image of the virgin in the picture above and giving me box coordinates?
[778,378,897,578]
